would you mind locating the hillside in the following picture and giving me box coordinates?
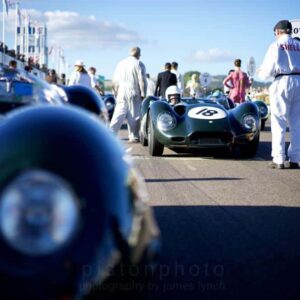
[209,75,271,91]
[104,75,271,92]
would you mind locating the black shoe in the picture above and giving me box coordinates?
[268,162,284,169]
[288,162,299,169]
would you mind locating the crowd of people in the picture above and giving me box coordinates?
[36,61,105,93]
[2,49,104,95]
[108,19,300,170]
[1,42,48,72]
[107,46,252,143]
[108,48,203,142]
[64,60,104,95]
[2,19,300,169]
[1,18,299,300]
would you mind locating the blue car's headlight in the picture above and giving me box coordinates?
[157,112,176,131]
[242,114,258,131]
[0,170,80,256]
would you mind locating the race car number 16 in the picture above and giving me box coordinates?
[188,106,227,120]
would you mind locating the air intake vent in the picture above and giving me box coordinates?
[174,105,186,116]
[171,137,185,142]
[189,131,233,144]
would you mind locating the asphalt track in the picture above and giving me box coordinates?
[111,122,300,300]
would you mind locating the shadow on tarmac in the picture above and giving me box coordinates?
[145,177,244,183]
[258,141,292,161]
[88,205,300,300]
[149,205,300,300]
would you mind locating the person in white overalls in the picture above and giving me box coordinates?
[258,20,300,169]
[110,47,147,142]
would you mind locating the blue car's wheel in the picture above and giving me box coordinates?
[148,116,164,156]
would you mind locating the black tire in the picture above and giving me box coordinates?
[239,136,259,158]
[148,116,164,156]
[261,119,266,131]
[139,129,148,146]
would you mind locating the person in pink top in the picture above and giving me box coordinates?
[223,59,251,103]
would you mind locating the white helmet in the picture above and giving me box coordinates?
[165,85,181,104]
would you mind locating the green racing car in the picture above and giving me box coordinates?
[139,87,261,157]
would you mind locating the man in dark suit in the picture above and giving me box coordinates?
[155,62,177,98]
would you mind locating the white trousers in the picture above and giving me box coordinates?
[110,94,141,140]
[269,76,300,164]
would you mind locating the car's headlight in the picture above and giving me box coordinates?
[105,101,114,110]
[0,170,80,256]
[157,112,176,131]
[259,106,268,116]
[242,114,258,131]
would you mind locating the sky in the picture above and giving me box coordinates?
[1,0,300,80]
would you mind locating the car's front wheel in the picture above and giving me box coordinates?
[261,119,266,131]
[140,126,148,146]
[239,136,259,158]
[148,116,164,156]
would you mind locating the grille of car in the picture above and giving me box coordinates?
[189,131,233,145]
[171,137,185,142]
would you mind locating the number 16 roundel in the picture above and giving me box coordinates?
[188,106,227,120]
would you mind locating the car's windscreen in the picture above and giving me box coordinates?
[181,96,231,110]
[0,80,35,104]
[181,97,216,104]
